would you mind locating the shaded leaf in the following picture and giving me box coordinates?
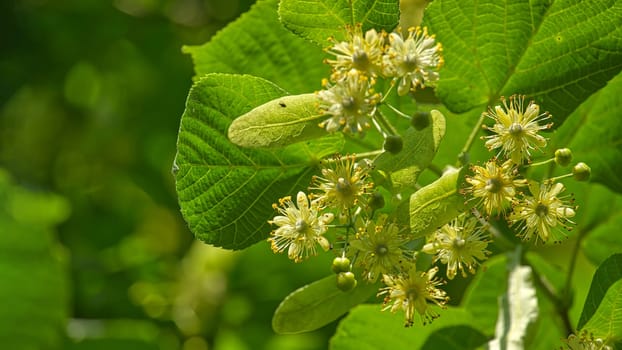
[279,0,400,46]
[272,275,379,334]
[183,0,328,94]
[174,74,343,249]
[577,253,622,330]
[421,325,488,350]
[462,255,507,334]
[329,305,475,350]
[425,0,622,125]
[228,93,327,148]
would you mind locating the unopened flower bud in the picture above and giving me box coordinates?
[554,148,573,166]
[572,162,591,181]
[411,111,430,130]
[331,256,351,274]
[383,135,403,154]
[368,192,385,210]
[336,271,357,292]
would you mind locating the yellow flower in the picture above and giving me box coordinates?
[317,70,380,134]
[465,159,527,215]
[326,24,386,79]
[378,266,448,327]
[349,215,411,282]
[382,26,443,96]
[422,214,490,279]
[310,154,373,212]
[268,191,334,262]
[509,182,576,244]
[483,95,552,164]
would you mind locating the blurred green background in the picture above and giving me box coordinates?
[0,1,337,349]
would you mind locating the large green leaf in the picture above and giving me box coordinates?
[577,254,622,330]
[174,74,343,249]
[549,72,622,194]
[183,0,328,94]
[279,0,400,46]
[425,0,622,125]
[272,275,379,334]
[0,169,70,350]
[462,255,507,334]
[329,305,476,349]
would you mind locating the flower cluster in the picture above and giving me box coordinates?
[317,24,443,135]
[464,95,587,244]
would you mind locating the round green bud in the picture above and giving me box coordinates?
[554,148,573,166]
[331,256,351,274]
[411,111,430,130]
[572,162,591,181]
[336,271,357,292]
[368,192,385,210]
[383,135,403,154]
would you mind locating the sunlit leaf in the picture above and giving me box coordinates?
[183,0,328,94]
[577,253,622,330]
[228,93,328,148]
[375,109,446,190]
[272,275,379,334]
[279,0,400,46]
[425,0,622,125]
[581,279,622,343]
[408,166,466,238]
[174,74,343,249]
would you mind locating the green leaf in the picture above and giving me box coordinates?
[0,169,69,350]
[228,93,328,148]
[425,0,622,124]
[183,0,328,94]
[174,74,343,249]
[581,279,622,343]
[375,109,446,190]
[329,305,475,349]
[279,0,400,46]
[272,275,379,334]
[577,253,622,330]
[408,166,466,238]
[421,326,488,350]
[462,255,507,334]
[549,71,622,194]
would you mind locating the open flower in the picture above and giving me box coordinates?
[382,26,443,95]
[423,214,490,279]
[349,215,411,282]
[483,95,553,164]
[325,24,386,78]
[317,69,381,134]
[562,331,612,350]
[268,191,334,262]
[509,182,576,244]
[310,154,373,212]
[465,159,527,215]
[378,266,448,327]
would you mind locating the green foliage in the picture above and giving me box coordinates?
[175,74,343,249]
[425,0,622,124]
[279,0,400,45]
[272,275,379,334]
[578,254,622,330]
[0,170,70,350]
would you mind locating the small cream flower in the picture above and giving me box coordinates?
[349,215,411,282]
[483,95,553,164]
[509,182,576,244]
[378,266,448,327]
[382,26,443,96]
[465,159,527,215]
[310,154,373,211]
[326,24,386,78]
[268,191,334,262]
[423,214,490,279]
[317,70,381,134]
[562,331,612,350]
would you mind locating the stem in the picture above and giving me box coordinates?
[458,112,487,167]
[525,158,555,168]
[384,103,411,120]
[373,110,399,135]
[546,173,573,183]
